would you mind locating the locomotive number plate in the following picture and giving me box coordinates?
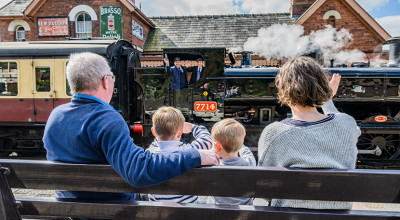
[195,101,217,112]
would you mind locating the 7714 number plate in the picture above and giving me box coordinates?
[194,101,217,112]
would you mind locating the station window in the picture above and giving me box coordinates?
[35,67,50,92]
[16,26,25,42]
[76,12,92,38]
[328,16,336,28]
[0,62,18,96]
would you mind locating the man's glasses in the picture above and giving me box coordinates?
[103,74,115,81]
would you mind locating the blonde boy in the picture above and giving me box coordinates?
[147,106,213,203]
[207,118,256,205]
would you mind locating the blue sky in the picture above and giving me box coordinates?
[362,0,399,17]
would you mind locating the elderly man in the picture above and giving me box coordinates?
[164,57,188,90]
[43,52,219,201]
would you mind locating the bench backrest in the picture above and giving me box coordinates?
[1,159,400,219]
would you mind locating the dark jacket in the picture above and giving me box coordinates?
[187,66,204,85]
[166,66,188,89]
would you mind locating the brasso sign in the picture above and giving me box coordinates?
[37,17,69,37]
[100,6,123,39]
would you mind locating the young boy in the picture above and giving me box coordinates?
[207,118,256,205]
[147,106,213,203]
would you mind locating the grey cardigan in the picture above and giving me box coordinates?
[258,100,360,209]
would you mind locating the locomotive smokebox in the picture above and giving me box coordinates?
[241,51,252,67]
[388,37,400,67]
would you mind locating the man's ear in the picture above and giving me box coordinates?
[151,127,157,137]
[215,141,221,152]
[102,75,108,90]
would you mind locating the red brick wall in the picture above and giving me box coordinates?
[301,0,385,56]
[0,0,150,49]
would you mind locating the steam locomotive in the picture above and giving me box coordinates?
[1,38,400,167]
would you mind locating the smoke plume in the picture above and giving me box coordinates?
[240,24,368,66]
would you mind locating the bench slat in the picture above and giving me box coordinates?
[15,196,400,220]
[2,159,400,203]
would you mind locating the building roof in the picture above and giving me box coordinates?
[295,0,391,41]
[145,13,293,51]
[0,0,32,17]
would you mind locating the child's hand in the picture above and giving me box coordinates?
[183,122,194,133]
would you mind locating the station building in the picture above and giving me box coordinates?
[0,0,154,51]
[0,0,392,66]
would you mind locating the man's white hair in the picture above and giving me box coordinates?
[66,52,111,94]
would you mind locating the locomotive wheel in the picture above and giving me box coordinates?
[357,134,400,165]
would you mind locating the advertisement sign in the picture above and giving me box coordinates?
[37,17,69,37]
[100,6,123,39]
[132,19,143,40]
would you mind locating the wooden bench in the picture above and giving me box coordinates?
[1,159,400,220]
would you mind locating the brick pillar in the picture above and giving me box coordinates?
[290,0,316,19]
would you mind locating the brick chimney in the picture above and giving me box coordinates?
[290,0,317,20]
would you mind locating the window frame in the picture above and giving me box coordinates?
[0,61,19,96]
[75,12,92,38]
[16,26,25,42]
[35,66,51,93]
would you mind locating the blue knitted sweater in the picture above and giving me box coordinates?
[43,95,201,200]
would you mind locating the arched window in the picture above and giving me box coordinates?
[328,16,336,28]
[16,26,25,41]
[76,12,92,38]
[323,10,341,28]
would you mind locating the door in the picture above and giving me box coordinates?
[32,59,55,122]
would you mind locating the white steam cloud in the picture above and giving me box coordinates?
[240,24,368,66]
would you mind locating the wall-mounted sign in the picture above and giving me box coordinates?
[132,19,143,40]
[37,17,69,37]
[100,6,123,39]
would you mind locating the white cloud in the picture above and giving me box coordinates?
[237,0,290,13]
[137,0,240,17]
[376,15,400,37]
[355,0,389,11]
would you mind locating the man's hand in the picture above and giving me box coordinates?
[198,150,220,165]
[163,58,169,66]
[182,122,194,134]
[329,73,341,96]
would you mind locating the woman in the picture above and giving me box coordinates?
[258,56,360,209]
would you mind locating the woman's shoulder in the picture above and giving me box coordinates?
[331,112,357,124]
[259,121,296,142]
[262,121,293,133]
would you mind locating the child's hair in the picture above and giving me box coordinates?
[152,106,185,140]
[275,56,333,107]
[211,119,245,153]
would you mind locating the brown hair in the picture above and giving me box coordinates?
[211,119,245,153]
[152,107,185,141]
[275,56,333,107]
